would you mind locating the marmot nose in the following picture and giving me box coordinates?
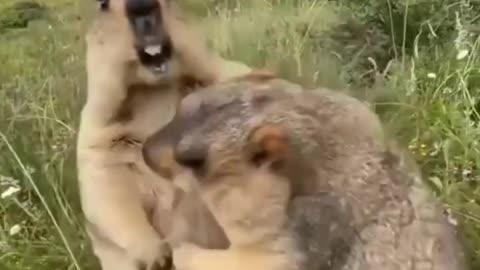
[125,0,159,16]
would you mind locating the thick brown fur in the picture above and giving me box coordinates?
[76,1,251,269]
[143,74,467,270]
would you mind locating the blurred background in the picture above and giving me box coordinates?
[0,0,479,269]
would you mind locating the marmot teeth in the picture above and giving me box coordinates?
[154,63,167,73]
[145,45,162,56]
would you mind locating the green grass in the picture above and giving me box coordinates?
[0,0,479,269]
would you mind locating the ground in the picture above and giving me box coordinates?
[0,0,479,270]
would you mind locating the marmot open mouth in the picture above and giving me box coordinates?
[136,40,173,73]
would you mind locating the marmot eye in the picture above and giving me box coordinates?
[178,158,205,171]
[174,147,206,173]
[96,0,109,11]
[251,150,268,167]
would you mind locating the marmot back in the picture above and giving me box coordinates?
[144,75,466,270]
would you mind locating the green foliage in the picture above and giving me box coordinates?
[324,0,480,88]
[0,1,48,32]
[0,0,479,269]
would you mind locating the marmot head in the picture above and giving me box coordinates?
[142,75,306,188]
[142,74,385,195]
[89,0,178,80]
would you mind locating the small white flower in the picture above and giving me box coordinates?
[444,209,458,226]
[25,166,36,174]
[427,73,437,79]
[462,169,472,176]
[456,49,469,60]
[9,224,22,236]
[443,87,453,94]
[1,186,20,199]
[0,175,18,185]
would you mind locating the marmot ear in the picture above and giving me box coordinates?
[96,0,109,11]
[142,119,183,180]
[143,143,178,180]
[248,124,289,168]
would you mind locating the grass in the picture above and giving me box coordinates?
[0,0,479,269]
